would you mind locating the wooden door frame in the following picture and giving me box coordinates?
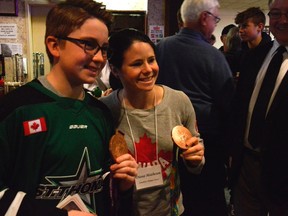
[164,0,183,36]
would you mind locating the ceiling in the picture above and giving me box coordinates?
[219,0,269,11]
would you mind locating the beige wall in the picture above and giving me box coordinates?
[30,4,52,75]
[0,0,164,80]
[0,1,27,58]
[0,0,271,79]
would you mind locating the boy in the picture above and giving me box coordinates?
[235,7,271,50]
[0,0,137,215]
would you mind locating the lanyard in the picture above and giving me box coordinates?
[123,91,158,162]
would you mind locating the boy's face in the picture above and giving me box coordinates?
[57,18,109,85]
[238,18,262,42]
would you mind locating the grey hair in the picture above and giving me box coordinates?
[180,0,220,23]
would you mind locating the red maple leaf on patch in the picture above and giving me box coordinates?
[135,133,157,163]
[30,122,40,131]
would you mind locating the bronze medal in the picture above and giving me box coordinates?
[109,130,128,160]
[172,125,193,150]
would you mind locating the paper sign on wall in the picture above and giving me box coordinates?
[149,25,164,44]
[0,24,17,39]
[0,43,23,56]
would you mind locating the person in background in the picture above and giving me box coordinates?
[229,0,288,215]
[100,28,205,216]
[84,61,113,97]
[223,27,242,81]
[235,7,271,51]
[156,0,235,215]
[219,24,237,52]
[209,34,216,45]
[177,8,184,31]
[0,1,137,216]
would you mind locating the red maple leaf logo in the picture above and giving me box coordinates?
[135,133,157,163]
[134,133,173,180]
[30,122,40,131]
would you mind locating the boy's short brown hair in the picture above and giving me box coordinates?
[45,0,113,64]
[235,7,266,26]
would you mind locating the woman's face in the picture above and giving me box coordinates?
[118,41,159,93]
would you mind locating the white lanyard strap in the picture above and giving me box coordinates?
[123,91,158,162]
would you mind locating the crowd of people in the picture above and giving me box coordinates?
[0,0,287,216]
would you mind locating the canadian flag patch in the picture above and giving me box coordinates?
[23,117,47,136]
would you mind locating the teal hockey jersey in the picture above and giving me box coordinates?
[0,80,115,216]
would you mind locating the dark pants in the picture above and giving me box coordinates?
[179,137,228,216]
[232,148,268,216]
[232,148,288,216]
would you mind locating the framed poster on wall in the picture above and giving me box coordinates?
[148,25,164,44]
[0,0,18,16]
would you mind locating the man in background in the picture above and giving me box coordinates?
[210,34,216,45]
[229,0,288,215]
[156,0,235,215]
[235,7,271,51]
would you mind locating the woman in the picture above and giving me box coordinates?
[223,26,242,81]
[100,28,204,216]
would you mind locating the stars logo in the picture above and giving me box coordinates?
[36,148,109,213]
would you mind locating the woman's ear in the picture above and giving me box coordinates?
[46,36,60,59]
[110,64,120,78]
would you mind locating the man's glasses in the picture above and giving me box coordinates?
[268,10,288,20]
[57,36,108,58]
[205,11,221,24]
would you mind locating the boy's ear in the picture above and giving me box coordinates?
[257,22,265,32]
[46,36,60,59]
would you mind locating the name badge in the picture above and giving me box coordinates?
[135,164,164,190]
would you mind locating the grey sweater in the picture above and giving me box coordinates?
[100,85,202,216]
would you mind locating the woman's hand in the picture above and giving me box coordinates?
[181,136,204,167]
[110,154,138,191]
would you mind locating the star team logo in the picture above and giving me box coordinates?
[36,148,107,213]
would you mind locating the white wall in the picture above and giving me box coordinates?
[101,0,147,11]
[213,8,271,49]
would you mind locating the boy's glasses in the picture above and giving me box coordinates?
[204,11,221,23]
[268,10,288,20]
[57,36,108,57]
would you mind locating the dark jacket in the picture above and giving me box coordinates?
[241,31,272,51]
[230,41,288,205]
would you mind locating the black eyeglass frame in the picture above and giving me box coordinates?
[204,11,221,24]
[268,10,288,20]
[57,36,108,57]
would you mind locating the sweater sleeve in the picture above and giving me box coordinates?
[0,189,68,216]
